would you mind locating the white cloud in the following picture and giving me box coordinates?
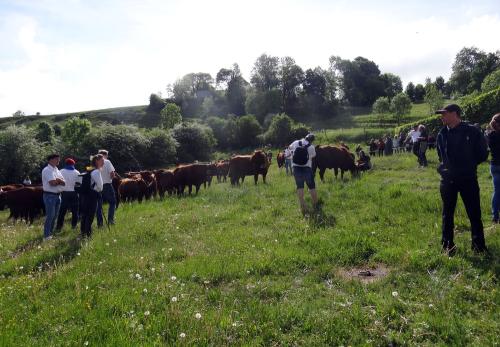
[0,0,499,116]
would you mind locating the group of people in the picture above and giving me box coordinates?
[41,150,117,241]
[37,103,496,255]
[407,124,430,167]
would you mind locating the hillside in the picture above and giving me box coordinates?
[0,151,498,345]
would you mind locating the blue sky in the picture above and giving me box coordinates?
[0,0,499,116]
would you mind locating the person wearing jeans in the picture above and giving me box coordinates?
[96,149,117,227]
[436,104,488,255]
[487,113,500,223]
[41,154,65,240]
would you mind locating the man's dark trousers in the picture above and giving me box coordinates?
[56,191,79,230]
[440,177,486,250]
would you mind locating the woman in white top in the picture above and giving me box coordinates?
[80,154,104,238]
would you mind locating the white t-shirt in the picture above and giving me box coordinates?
[289,139,316,168]
[60,168,81,192]
[409,129,421,143]
[91,169,104,193]
[284,148,292,159]
[101,159,115,184]
[42,164,65,193]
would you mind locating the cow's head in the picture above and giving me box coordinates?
[251,150,268,169]
[0,189,6,211]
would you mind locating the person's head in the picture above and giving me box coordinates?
[98,149,109,159]
[91,154,105,169]
[490,113,500,132]
[47,154,60,167]
[65,158,76,167]
[418,124,426,132]
[436,104,462,127]
[305,133,315,143]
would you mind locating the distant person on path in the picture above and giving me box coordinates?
[56,158,81,231]
[417,125,429,167]
[408,125,421,163]
[377,138,385,156]
[284,147,293,175]
[289,134,317,214]
[384,135,393,156]
[96,149,117,227]
[80,154,104,238]
[23,177,31,185]
[41,154,66,240]
[369,139,377,156]
[436,104,488,255]
[486,113,500,223]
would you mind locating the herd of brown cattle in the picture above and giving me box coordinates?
[0,145,361,223]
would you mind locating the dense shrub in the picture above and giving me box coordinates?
[172,122,216,163]
[235,115,262,148]
[462,87,500,124]
[0,126,47,184]
[262,114,311,146]
[481,69,500,93]
[141,129,178,169]
[80,125,150,172]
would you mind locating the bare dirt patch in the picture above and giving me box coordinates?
[338,264,390,283]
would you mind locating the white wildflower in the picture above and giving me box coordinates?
[392,291,398,297]
[143,288,148,293]
[171,296,178,302]
[135,273,142,280]
[179,333,186,338]
[171,276,177,281]
[195,313,202,319]
[144,310,150,316]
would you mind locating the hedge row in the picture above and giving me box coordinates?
[395,87,500,136]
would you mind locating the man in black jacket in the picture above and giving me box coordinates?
[436,104,488,255]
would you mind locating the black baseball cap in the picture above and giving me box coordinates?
[435,104,462,116]
[305,133,315,142]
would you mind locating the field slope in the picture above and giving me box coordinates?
[0,151,498,346]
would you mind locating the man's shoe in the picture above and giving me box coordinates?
[43,236,53,242]
[472,244,489,254]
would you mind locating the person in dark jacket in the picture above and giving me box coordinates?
[486,113,500,223]
[436,104,489,255]
[417,125,429,167]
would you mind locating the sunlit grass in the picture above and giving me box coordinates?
[0,150,498,345]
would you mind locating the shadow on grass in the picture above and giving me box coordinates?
[0,232,83,277]
[463,243,499,278]
[305,200,336,229]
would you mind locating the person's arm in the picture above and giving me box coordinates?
[436,133,443,162]
[309,145,316,159]
[43,169,59,186]
[474,128,488,164]
[108,161,116,179]
[92,170,104,192]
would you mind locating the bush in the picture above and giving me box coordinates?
[290,123,311,141]
[62,117,92,154]
[262,114,310,146]
[141,129,178,169]
[236,115,262,148]
[160,103,182,129]
[0,126,47,184]
[172,122,217,163]
[481,69,500,93]
[80,125,150,172]
[462,87,500,124]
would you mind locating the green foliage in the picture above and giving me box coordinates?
[405,82,416,102]
[0,126,47,184]
[462,87,500,124]
[53,124,62,136]
[263,114,310,146]
[160,103,183,129]
[61,117,92,153]
[414,84,426,102]
[172,122,216,163]
[381,73,403,98]
[372,97,391,114]
[235,115,262,148]
[12,110,25,118]
[390,93,412,126]
[143,94,166,128]
[394,115,443,137]
[141,128,178,169]
[245,90,282,122]
[481,69,500,93]
[424,84,444,114]
[216,64,247,116]
[250,54,280,91]
[35,121,54,144]
[81,125,150,172]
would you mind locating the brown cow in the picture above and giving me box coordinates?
[228,150,270,185]
[0,184,24,192]
[118,178,148,203]
[154,169,175,198]
[215,160,230,183]
[126,171,157,200]
[276,152,285,169]
[0,186,44,223]
[312,145,358,181]
[172,163,214,195]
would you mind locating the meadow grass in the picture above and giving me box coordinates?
[0,150,498,346]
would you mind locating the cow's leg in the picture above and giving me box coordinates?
[334,168,338,179]
[320,168,326,182]
[195,184,201,194]
[241,176,245,184]
[254,174,258,185]
[341,170,345,180]
[263,174,267,184]
[188,185,192,195]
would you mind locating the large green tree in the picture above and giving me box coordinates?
[381,73,403,98]
[279,57,304,115]
[61,117,92,154]
[250,54,280,92]
[482,69,500,92]
[424,84,444,114]
[405,82,416,102]
[390,93,412,126]
[216,63,247,116]
[160,103,182,129]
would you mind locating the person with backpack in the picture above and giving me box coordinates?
[78,154,104,238]
[289,133,317,214]
[96,149,117,227]
[55,158,81,231]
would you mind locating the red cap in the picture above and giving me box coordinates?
[65,158,76,165]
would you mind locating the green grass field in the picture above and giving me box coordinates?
[0,150,498,346]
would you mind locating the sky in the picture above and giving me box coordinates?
[0,0,499,117]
